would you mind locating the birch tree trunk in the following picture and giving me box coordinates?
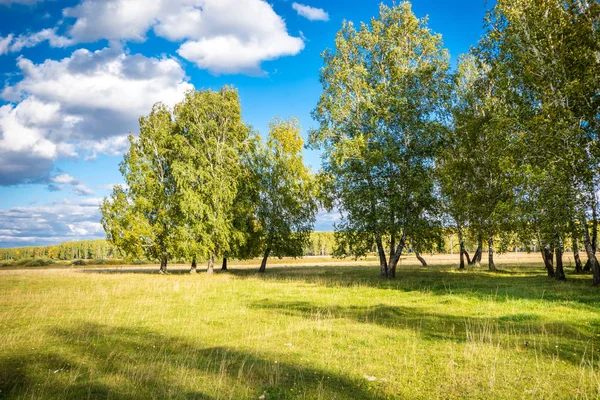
[458,226,467,270]
[207,253,214,274]
[258,248,271,273]
[554,245,566,281]
[415,249,428,267]
[488,237,496,271]
[221,257,228,271]
[542,246,555,277]
[572,235,583,273]
[159,252,168,274]
[375,233,389,277]
[388,233,407,278]
[470,236,483,266]
[582,216,600,285]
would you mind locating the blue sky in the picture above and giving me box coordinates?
[0,0,491,248]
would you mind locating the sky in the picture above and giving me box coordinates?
[0,0,491,248]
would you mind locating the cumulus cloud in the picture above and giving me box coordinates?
[177,34,303,75]
[81,135,130,161]
[0,47,193,185]
[72,184,94,196]
[60,0,304,74]
[0,99,76,184]
[3,0,304,74]
[292,3,329,21]
[0,198,105,247]
[63,0,162,43]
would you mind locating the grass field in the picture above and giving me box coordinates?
[1,253,599,399]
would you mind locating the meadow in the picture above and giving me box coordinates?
[1,253,599,399]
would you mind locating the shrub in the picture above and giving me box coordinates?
[12,258,55,267]
[91,259,124,265]
[0,259,16,267]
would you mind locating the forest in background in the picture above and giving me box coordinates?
[0,230,580,266]
[0,232,336,264]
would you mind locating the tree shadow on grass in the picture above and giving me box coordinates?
[80,267,195,275]
[0,322,379,400]
[226,263,600,308]
[79,261,600,308]
[249,300,598,368]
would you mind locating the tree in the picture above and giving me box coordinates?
[481,0,600,283]
[225,133,264,268]
[171,88,252,273]
[253,118,317,272]
[310,3,451,277]
[438,54,517,272]
[101,104,179,273]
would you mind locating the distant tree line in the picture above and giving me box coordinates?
[0,233,335,262]
[0,240,119,261]
[0,231,547,263]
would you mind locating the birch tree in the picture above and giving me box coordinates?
[100,104,178,273]
[254,118,317,272]
[172,87,251,273]
[310,2,451,277]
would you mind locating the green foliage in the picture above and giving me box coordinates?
[479,0,600,281]
[171,87,253,267]
[438,54,517,250]
[253,118,317,265]
[100,88,259,271]
[101,103,179,268]
[305,232,336,256]
[310,2,451,275]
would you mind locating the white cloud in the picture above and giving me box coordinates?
[0,198,105,247]
[0,47,193,185]
[0,101,62,159]
[0,34,13,55]
[9,29,73,52]
[51,173,77,184]
[177,34,303,75]
[292,3,329,22]
[72,184,94,196]
[0,99,77,185]
[3,0,304,74]
[60,0,304,75]
[49,173,94,196]
[63,0,162,43]
[67,220,103,236]
[81,135,130,161]
[4,48,192,123]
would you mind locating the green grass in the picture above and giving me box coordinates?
[1,255,599,399]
